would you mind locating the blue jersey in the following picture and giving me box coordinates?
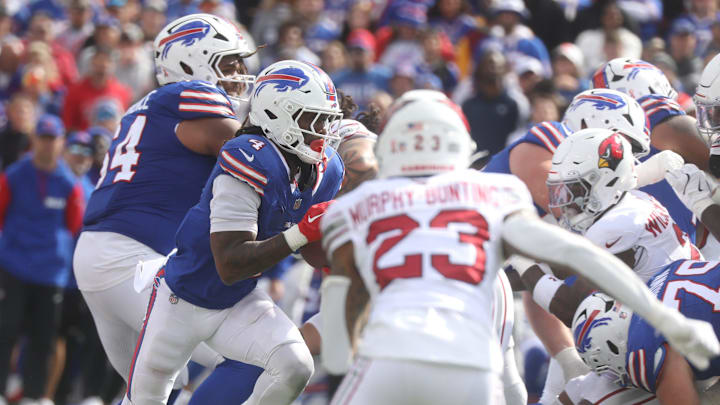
[83,81,237,255]
[626,260,720,392]
[164,134,344,309]
[638,94,685,132]
[483,121,570,215]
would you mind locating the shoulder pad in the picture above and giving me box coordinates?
[525,121,569,152]
[637,94,685,131]
[218,135,275,196]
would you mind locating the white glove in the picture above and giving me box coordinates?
[656,308,720,370]
[665,163,718,218]
[635,150,684,188]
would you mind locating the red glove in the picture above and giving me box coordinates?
[297,200,334,242]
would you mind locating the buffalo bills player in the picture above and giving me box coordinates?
[565,258,720,405]
[73,13,256,387]
[122,60,344,405]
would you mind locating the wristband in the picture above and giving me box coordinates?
[554,346,590,382]
[283,225,309,251]
[532,274,563,312]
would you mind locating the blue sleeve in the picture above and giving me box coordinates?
[638,94,685,131]
[523,121,569,153]
[626,317,667,392]
[166,81,237,121]
[217,136,271,197]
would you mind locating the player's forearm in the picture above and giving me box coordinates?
[336,139,377,196]
[345,274,369,341]
[653,116,709,171]
[701,204,720,242]
[212,232,293,284]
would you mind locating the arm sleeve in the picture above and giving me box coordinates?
[173,82,237,121]
[0,174,9,230]
[638,94,685,131]
[210,174,261,234]
[65,183,85,236]
[320,200,352,256]
[502,210,669,327]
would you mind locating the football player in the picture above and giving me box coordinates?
[73,13,257,390]
[483,88,659,402]
[122,60,344,405]
[317,91,718,405]
[593,58,709,240]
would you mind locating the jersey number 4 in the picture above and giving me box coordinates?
[98,115,146,185]
[366,209,489,289]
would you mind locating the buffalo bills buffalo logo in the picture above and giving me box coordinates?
[574,309,612,354]
[159,21,211,60]
[254,67,310,96]
[570,92,626,111]
[598,133,625,170]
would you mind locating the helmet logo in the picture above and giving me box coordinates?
[159,20,211,59]
[254,67,309,96]
[302,62,337,101]
[570,93,625,111]
[624,61,659,81]
[598,133,624,170]
[574,309,612,354]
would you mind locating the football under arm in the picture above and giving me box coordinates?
[320,241,369,374]
[502,209,672,328]
[209,175,294,284]
[176,117,242,156]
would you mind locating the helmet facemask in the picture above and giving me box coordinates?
[213,53,255,117]
[695,98,720,147]
[277,100,342,164]
[547,175,598,233]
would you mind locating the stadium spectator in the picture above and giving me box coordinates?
[114,24,154,101]
[332,28,391,111]
[294,0,341,55]
[575,0,642,73]
[0,92,37,170]
[668,19,704,93]
[24,11,78,88]
[87,126,112,185]
[321,40,348,75]
[551,42,589,105]
[20,41,64,116]
[139,0,168,42]
[672,0,720,57]
[0,114,84,405]
[62,47,131,131]
[377,2,428,70]
[462,48,519,155]
[76,16,121,75]
[261,20,321,68]
[250,0,293,47]
[422,28,460,94]
[55,0,94,56]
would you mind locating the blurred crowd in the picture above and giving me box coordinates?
[0,0,719,403]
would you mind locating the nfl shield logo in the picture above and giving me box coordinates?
[169,294,178,304]
[293,199,302,210]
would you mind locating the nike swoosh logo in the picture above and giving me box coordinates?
[239,149,254,162]
[605,237,622,248]
[308,214,324,223]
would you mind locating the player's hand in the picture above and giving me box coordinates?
[665,164,717,217]
[635,150,684,188]
[298,200,335,243]
[657,309,720,370]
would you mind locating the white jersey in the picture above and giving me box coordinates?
[321,169,534,371]
[584,190,701,282]
[564,372,659,405]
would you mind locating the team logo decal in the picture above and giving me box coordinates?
[624,61,659,81]
[254,67,309,96]
[598,133,625,170]
[303,62,337,101]
[160,20,211,60]
[570,92,626,111]
[574,309,612,354]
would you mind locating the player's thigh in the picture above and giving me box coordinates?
[332,357,499,405]
[127,278,210,398]
[206,288,305,367]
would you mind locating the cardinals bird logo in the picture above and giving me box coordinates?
[598,133,625,170]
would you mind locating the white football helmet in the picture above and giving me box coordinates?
[154,14,255,101]
[593,58,677,100]
[563,89,651,157]
[248,60,342,165]
[572,292,632,385]
[547,128,637,233]
[376,90,473,178]
[694,53,720,148]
